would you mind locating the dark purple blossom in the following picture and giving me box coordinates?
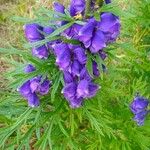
[53,43,87,76]
[27,93,40,108]
[134,111,148,126]
[24,64,36,73]
[69,0,85,16]
[105,0,111,4]
[24,23,44,42]
[79,18,106,53]
[77,79,100,98]
[79,13,120,53]
[62,67,100,108]
[130,95,149,126]
[53,43,71,70]
[32,45,49,59]
[130,96,149,114]
[98,12,120,43]
[53,2,66,26]
[18,64,51,107]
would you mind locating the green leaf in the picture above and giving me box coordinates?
[51,72,62,102]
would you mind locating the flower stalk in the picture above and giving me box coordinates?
[84,0,92,18]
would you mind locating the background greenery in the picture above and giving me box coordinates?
[0,0,150,149]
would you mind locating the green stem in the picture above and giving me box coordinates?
[84,0,92,18]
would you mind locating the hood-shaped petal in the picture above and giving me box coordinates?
[90,29,106,53]
[24,23,44,42]
[62,82,77,100]
[53,2,65,14]
[130,96,149,114]
[70,60,82,76]
[39,79,51,95]
[99,12,119,32]
[30,77,41,93]
[18,80,31,98]
[87,83,100,98]
[69,97,83,108]
[32,45,49,59]
[24,64,36,73]
[79,20,95,44]
[134,111,148,126]
[69,0,85,16]
[27,93,40,107]
[63,71,74,84]
[80,67,92,81]
[74,47,87,64]
[77,79,89,98]
[53,43,71,70]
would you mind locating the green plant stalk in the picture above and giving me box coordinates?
[84,0,92,18]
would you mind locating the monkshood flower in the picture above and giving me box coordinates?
[105,0,111,4]
[78,12,120,53]
[52,1,85,39]
[130,95,149,126]
[69,0,85,17]
[24,23,44,42]
[62,68,100,108]
[18,64,51,107]
[53,43,87,76]
[24,23,55,59]
[92,61,100,77]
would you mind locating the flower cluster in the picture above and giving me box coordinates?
[130,94,150,126]
[19,0,120,108]
[18,64,51,107]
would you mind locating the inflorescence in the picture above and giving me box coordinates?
[18,0,121,108]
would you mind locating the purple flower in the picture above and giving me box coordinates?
[134,111,148,126]
[80,67,92,81]
[130,95,149,126]
[62,82,77,101]
[43,26,54,35]
[105,0,111,4]
[32,45,49,59]
[24,23,44,42]
[69,0,86,16]
[92,61,100,77]
[130,96,149,114]
[63,71,74,84]
[53,2,66,26]
[53,2,65,14]
[77,79,100,98]
[53,43,86,76]
[18,64,51,107]
[70,60,83,76]
[74,47,87,64]
[79,13,120,53]
[53,43,71,70]
[39,79,52,95]
[27,93,40,107]
[98,12,120,43]
[62,80,84,108]
[63,24,82,39]
[24,64,36,73]
[79,19,106,53]
[30,77,41,93]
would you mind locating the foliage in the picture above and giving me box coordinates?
[0,0,150,149]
